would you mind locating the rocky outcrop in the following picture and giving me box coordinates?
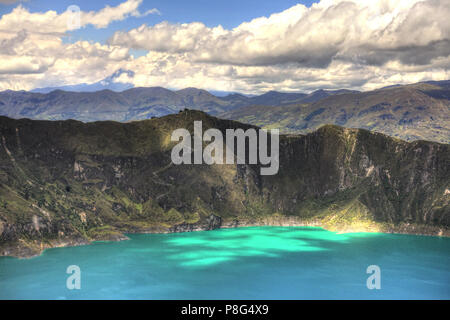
[169,214,222,233]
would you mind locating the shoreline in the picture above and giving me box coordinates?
[1,215,449,259]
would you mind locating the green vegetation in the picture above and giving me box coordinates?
[0,110,448,257]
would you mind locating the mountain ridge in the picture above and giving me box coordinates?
[0,80,449,143]
[221,81,450,144]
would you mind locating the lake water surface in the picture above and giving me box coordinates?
[0,226,449,299]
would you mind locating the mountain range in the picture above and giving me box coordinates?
[221,81,450,143]
[0,85,351,122]
[0,80,449,144]
[0,110,448,257]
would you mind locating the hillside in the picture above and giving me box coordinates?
[221,81,450,143]
[0,110,448,257]
[0,86,359,123]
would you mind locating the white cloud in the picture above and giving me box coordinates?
[0,55,53,74]
[0,0,159,34]
[0,0,448,93]
[81,0,159,28]
[0,0,155,89]
[110,0,449,68]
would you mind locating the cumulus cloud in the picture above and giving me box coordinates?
[0,0,448,93]
[0,0,156,89]
[0,0,159,35]
[0,55,53,74]
[110,0,450,68]
[81,0,159,28]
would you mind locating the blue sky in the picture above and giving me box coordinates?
[0,0,448,93]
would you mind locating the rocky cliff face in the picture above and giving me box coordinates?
[0,110,448,257]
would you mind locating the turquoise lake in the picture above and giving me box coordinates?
[0,226,449,299]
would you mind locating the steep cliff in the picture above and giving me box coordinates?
[0,110,448,257]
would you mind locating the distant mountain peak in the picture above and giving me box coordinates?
[100,68,135,86]
[31,69,135,94]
